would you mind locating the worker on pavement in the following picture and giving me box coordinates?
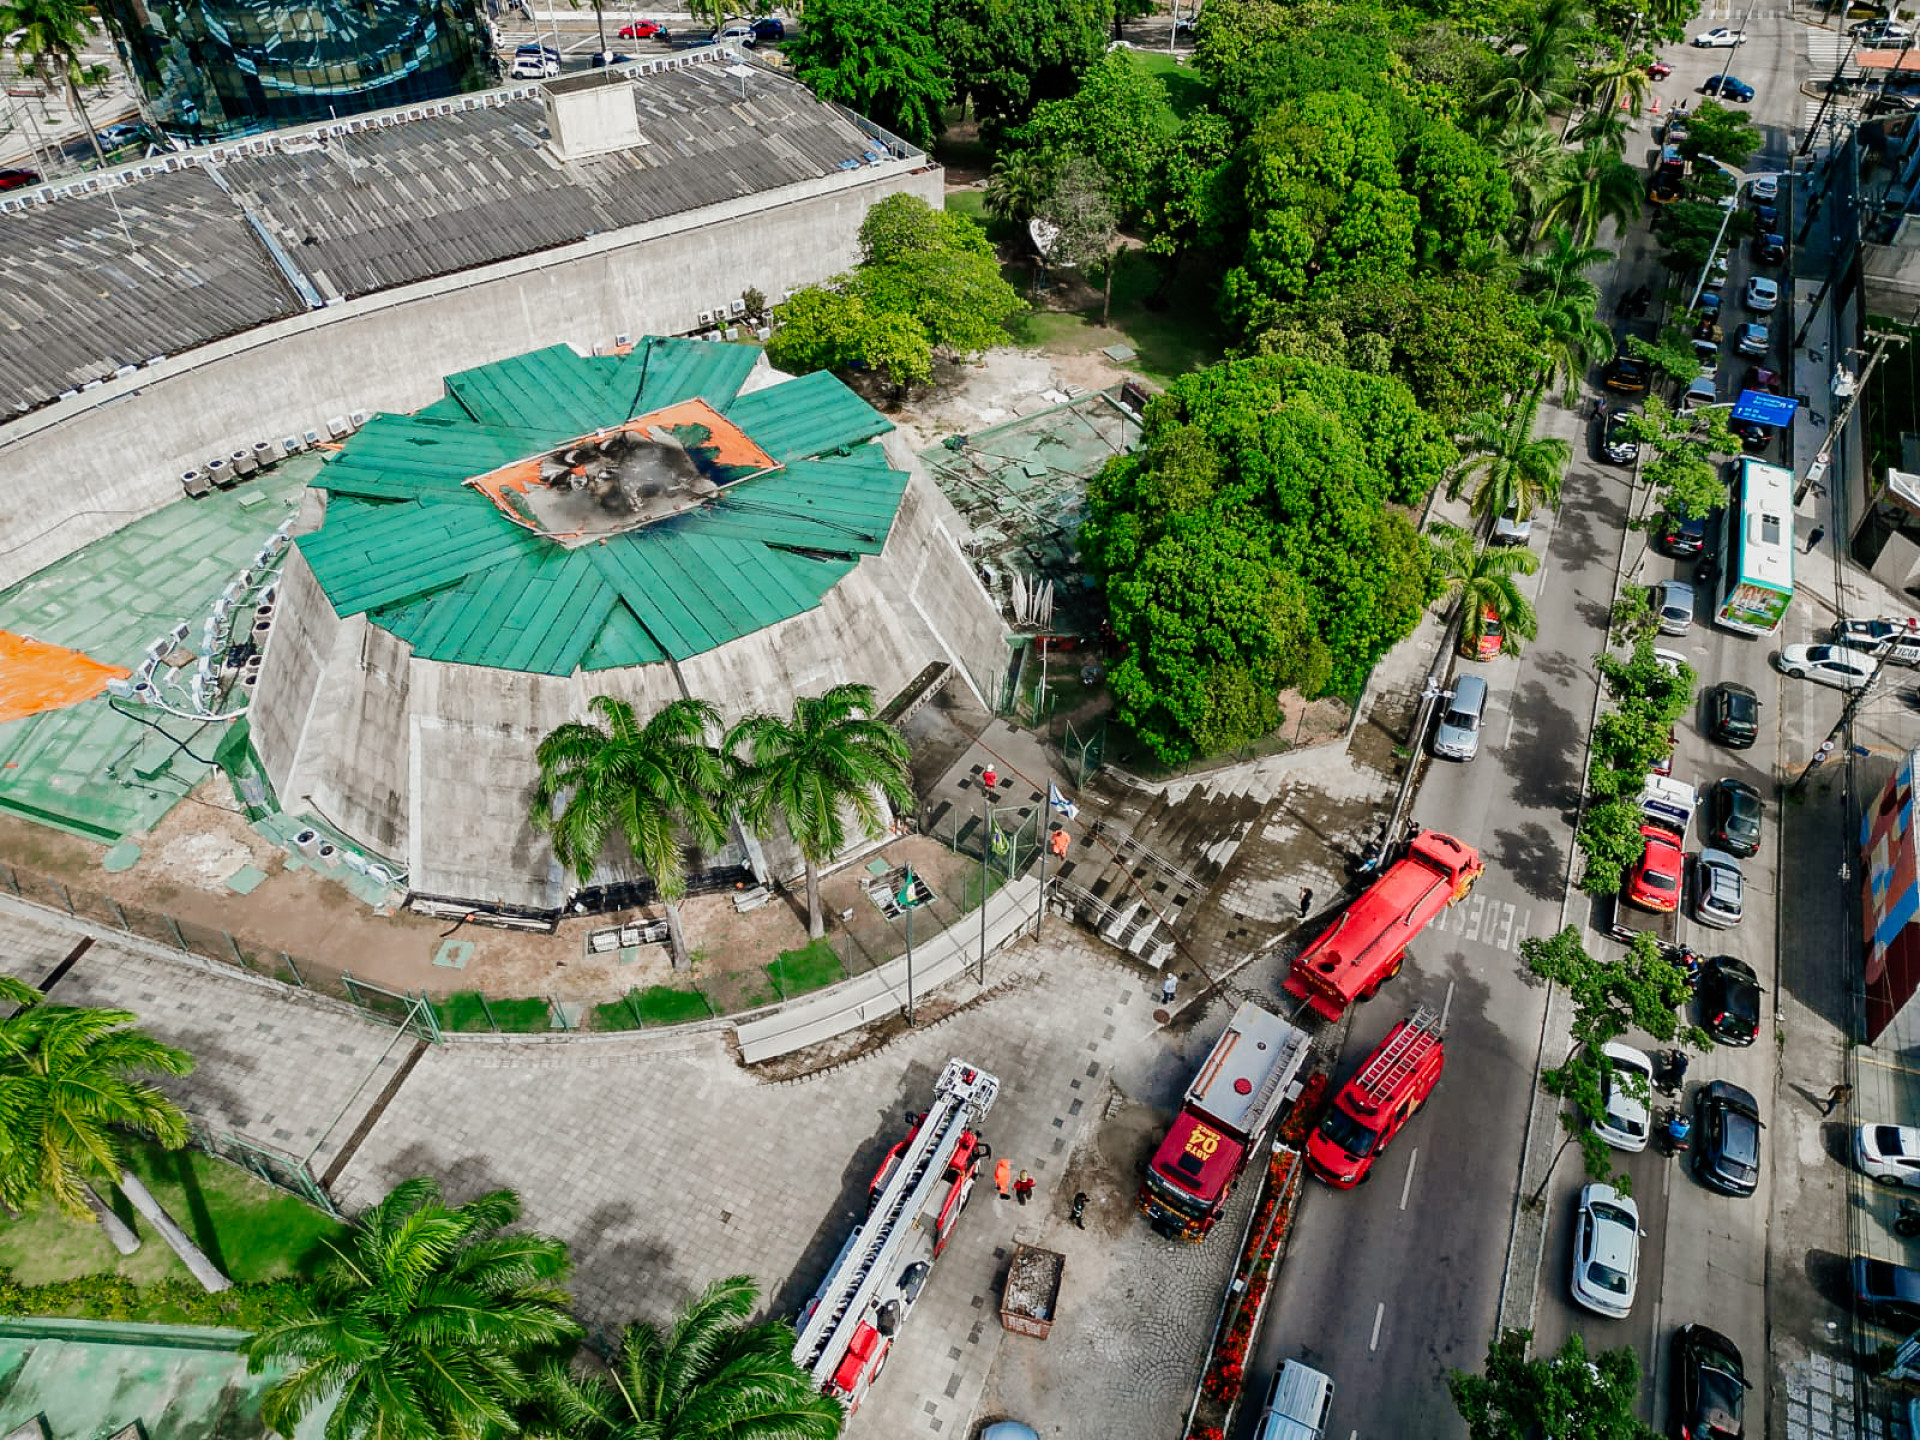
[994,1156,1012,1200]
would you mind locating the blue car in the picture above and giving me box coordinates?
[1704,74,1756,101]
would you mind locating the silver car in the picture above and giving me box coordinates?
[1693,848,1745,929]
[1656,579,1696,635]
[1432,674,1488,762]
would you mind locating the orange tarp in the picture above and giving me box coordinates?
[0,631,130,724]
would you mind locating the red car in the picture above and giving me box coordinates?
[1648,60,1674,78]
[617,19,664,37]
[1459,603,1505,661]
[0,167,39,192]
[1627,825,1684,913]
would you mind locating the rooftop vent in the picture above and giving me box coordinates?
[543,71,643,161]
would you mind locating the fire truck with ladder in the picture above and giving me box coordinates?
[1283,830,1482,1021]
[1306,1005,1446,1188]
[793,1058,998,1414]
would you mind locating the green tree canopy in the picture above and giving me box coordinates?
[1402,120,1517,269]
[937,0,1112,129]
[851,194,1025,356]
[1677,99,1761,169]
[1430,522,1541,657]
[1452,1328,1659,1440]
[788,0,950,149]
[1021,49,1175,219]
[765,288,934,395]
[1197,0,1417,138]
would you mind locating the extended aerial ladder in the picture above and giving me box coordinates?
[794,1057,999,1411]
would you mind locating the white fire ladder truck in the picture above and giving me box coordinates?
[793,1057,1000,1413]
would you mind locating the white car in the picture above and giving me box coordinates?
[1693,26,1747,46]
[1777,643,1879,691]
[1749,175,1779,202]
[1571,1184,1642,1318]
[1693,848,1745,929]
[1594,1042,1654,1152]
[1745,276,1779,312]
[1856,1124,1920,1187]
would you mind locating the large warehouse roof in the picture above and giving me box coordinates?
[297,339,905,674]
[0,54,908,421]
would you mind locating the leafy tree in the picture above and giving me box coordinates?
[1477,0,1588,132]
[852,194,1024,356]
[1033,155,1122,319]
[1140,109,1240,267]
[1625,396,1737,534]
[936,0,1112,130]
[534,1274,841,1440]
[1430,522,1540,657]
[1021,49,1173,220]
[1197,0,1414,138]
[788,0,950,149]
[244,1177,580,1440]
[1576,634,1697,892]
[1542,139,1642,245]
[767,287,934,395]
[0,0,108,164]
[1651,196,1751,273]
[1396,21,1503,124]
[1449,388,1569,524]
[727,684,914,941]
[1677,99,1761,169]
[530,696,729,969]
[1403,120,1517,269]
[1451,1328,1659,1440]
[1625,326,1702,391]
[1221,90,1418,333]
[1575,795,1648,895]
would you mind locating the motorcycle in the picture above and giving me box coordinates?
[1897,1200,1920,1239]
[1653,1048,1690,1096]
[1657,1105,1693,1157]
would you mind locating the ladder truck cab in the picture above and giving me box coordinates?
[1283,831,1482,1022]
[793,1058,998,1415]
[1307,1006,1445,1189]
[1140,1001,1314,1241]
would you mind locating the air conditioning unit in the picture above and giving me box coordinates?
[81,378,103,391]
[615,333,632,347]
[696,310,714,326]
[254,439,281,465]
[282,435,303,454]
[205,456,227,477]
[302,428,322,448]
[230,449,258,476]
[325,415,349,438]
[729,298,746,316]
[755,326,771,341]
[112,363,138,379]
[181,469,201,488]
[723,326,740,341]
[168,621,190,645]
[105,677,135,699]
[348,409,368,428]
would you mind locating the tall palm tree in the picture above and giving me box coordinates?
[1568,101,1632,156]
[728,683,914,941]
[1479,0,1588,132]
[1449,389,1572,526]
[1492,124,1566,245]
[1430,523,1542,657]
[0,977,226,1289]
[1522,223,1613,306]
[531,695,729,969]
[984,148,1059,227]
[244,1177,580,1440]
[1541,141,1643,246]
[1533,289,1615,403]
[0,0,108,164]
[534,1274,842,1440]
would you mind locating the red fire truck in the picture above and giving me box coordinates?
[793,1058,998,1414]
[1139,1001,1314,1240]
[1306,1005,1445,1188]
[1283,830,1482,1022]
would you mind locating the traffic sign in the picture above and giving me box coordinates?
[1732,389,1800,426]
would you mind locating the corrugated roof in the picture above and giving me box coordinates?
[722,368,893,462]
[298,341,905,672]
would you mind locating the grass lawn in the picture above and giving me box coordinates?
[1123,49,1212,121]
[0,1138,344,1289]
[591,984,715,1031]
[432,990,552,1034]
[1009,248,1224,385]
[767,937,843,999]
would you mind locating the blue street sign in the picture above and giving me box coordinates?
[1731,389,1800,426]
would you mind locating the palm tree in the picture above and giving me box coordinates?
[244,1177,579,1440]
[0,0,109,165]
[1492,125,1566,244]
[1450,389,1572,528]
[532,695,729,969]
[534,1274,842,1440]
[0,977,227,1289]
[1522,223,1613,306]
[1541,141,1643,246]
[984,148,1059,227]
[1430,523,1542,657]
[1533,289,1615,404]
[1479,0,1588,132]
[1568,102,1632,156]
[728,684,914,941]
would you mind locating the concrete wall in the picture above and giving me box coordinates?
[0,161,942,593]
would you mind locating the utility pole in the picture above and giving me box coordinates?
[1795,328,1907,504]
[1790,655,1886,795]
[1800,36,1859,158]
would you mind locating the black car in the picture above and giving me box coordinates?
[1602,408,1640,465]
[1659,506,1710,558]
[1710,682,1759,747]
[1694,1080,1763,1196]
[1853,1255,1920,1327]
[589,50,636,65]
[1605,355,1651,394]
[1706,778,1763,857]
[750,16,786,40]
[1703,74,1756,101]
[1700,955,1761,1045]
[1671,1323,1749,1440]
[1730,417,1773,453]
[1755,232,1785,263]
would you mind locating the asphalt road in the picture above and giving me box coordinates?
[1243,11,1811,1437]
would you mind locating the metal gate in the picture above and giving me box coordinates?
[197,1131,340,1217]
[342,974,443,1043]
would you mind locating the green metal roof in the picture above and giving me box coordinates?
[296,340,903,674]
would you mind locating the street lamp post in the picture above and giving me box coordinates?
[1690,164,1784,314]
[978,766,996,984]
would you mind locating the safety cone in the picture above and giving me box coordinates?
[1651,95,1662,114]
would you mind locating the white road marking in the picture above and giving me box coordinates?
[1440,979,1456,1030]
[1399,1148,1420,1211]
[1369,1302,1386,1351]
[1442,892,1534,954]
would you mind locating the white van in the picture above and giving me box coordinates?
[1255,1359,1334,1440]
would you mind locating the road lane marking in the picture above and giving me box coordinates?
[1440,979,1456,1030]
[1399,1148,1419,1211]
[1370,1302,1385,1351]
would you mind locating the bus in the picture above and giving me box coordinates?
[1713,457,1795,636]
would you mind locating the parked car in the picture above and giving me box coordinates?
[1603,407,1640,465]
[750,16,786,40]
[1605,355,1652,393]
[1709,681,1760,747]
[1648,59,1674,78]
[1745,276,1780,312]
[1748,175,1779,202]
[1777,643,1879,691]
[1671,1325,1750,1440]
[1703,74,1755,101]
[1833,616,1920,656]
[98,122,148,150]
[1594,1042,1654,1152]
[1692,339,1721,380]
[1705,778,1763,857]
[1432,674,1489,762]
[1858,21,1916,46]
[1656,579,1696,635]
[1461,604,1505,661]
[1855,1124,1920,1188]
[1570,1184,1642,1318]
[1734,322,1770,357]
[0,167,38,191]
[1693,848,1745,928]
[1755,232,1786,264]
[1694,1080,1763,1195]
[1693,26,1747,45]
[1700,955,1761,1045]
[590,50,636,65]
[1745,365,1783,394]
[1660,506,1711,558]
[618,19,666,37]
[718,20,756,43]
[1854,1256,1920,1327]
[1752,201,1780,230]
[1492,504,1533,546]
[1682,375,1720,412]
[1628,825,1685,913]
[1729,418,1774,453]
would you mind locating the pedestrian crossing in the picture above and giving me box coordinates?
[1809,28,1849,65]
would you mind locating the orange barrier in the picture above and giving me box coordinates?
[0,631,131,724]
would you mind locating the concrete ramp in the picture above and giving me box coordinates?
[734,877,1040,1064]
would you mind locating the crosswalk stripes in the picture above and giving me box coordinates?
[1809,29,1848,64]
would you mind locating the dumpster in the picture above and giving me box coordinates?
[1000,1244,1065,1339]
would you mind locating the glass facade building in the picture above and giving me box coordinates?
[100,0,498,141]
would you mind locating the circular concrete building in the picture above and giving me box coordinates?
[247,337,1004,918]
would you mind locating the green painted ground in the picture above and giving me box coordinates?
[0,460,312,843]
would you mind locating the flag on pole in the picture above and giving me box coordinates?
[1048,782,1079,821]
[990,824,1008,857]
[896,866,920,909]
